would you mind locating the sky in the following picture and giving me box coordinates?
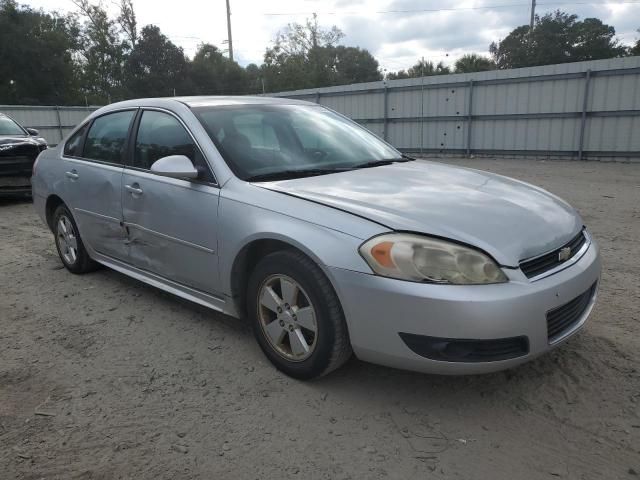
[26,0,640,72]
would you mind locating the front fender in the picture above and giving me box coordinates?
[217,182,388,297]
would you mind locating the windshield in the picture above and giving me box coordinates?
[0,116,26,136]
[192,104,402,180]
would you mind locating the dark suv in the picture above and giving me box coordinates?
[0,112,47,196]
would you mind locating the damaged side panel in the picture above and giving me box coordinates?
[62,158,128,262]
[122,170,220,295]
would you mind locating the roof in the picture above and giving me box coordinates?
[89,95,320,121]
[177,95,316,107]
[100,95,316,112]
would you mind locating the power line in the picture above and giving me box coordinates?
[258,0,640,16]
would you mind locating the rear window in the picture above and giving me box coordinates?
[64,123,89,157]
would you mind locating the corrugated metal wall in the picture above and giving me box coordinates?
[0,105,98,145]
[272,56,640,160]
[1,56,638,158]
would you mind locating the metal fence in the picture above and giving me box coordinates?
[2,56,639,159]
[272,56,640,160]
[0,105,98,145]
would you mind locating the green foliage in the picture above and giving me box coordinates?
[72,0,129,103]
[454,54,496,73]
[387,60,450,80]
[189,44,248,95]
[490,11,627,69]
[0,0,82,104]
[123,25,190,98]
[631,30,640,56]
[1,2,638,105]
[262,15,381,91]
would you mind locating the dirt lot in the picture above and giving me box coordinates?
[1,158,639,480]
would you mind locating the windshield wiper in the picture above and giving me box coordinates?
[350,157,415,169]
[246,167,351,182]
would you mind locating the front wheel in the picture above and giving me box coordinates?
[247,250,352,379]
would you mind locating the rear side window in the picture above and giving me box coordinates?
[134,110,214,182]
[83,111,135,164]
[64,123,88,157]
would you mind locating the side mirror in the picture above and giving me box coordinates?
[26,128,39,136]
[150,155,199,180]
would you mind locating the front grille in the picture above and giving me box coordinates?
[0,155,36,176]
[399,333,529,362]
[546,283,597,342]
[520,230,587,279]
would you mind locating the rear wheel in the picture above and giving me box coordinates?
[53,204,98,274]
[247,250,352,379]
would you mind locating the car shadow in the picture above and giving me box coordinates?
[88,261,609,407]
[0,196,32,207]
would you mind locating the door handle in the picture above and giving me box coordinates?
[65,170,79,180]
[125,184,143,195]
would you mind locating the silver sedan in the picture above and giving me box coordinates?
[31,96,601,379]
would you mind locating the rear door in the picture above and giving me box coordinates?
[60,109,136,261]
[122,108,221,295]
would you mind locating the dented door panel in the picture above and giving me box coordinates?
[122,169,220,295]
[62,158,127,261]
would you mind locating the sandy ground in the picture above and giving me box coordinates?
[1,158,639,480]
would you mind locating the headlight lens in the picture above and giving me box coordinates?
[359,233,507,284]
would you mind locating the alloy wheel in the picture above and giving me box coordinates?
[257,274,318,361]
[56,215,78,265]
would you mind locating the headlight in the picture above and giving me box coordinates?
[359,233,507,284]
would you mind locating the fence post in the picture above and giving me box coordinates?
[54,105,63,143]
[315,91,321,104]
[578,69,591,161]
[383,85,389,141]
[466,80,474,157]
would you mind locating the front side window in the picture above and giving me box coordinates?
[134,110,214,182]
[83,110,135,164]
[192,104,402,180]
[0,116,26,136]
[64,123,89,157]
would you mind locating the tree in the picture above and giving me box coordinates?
[572,17,626,61]
[454,54,496,73]
[270,13,343,58]
[490,11,626,69]
[73,0,128,103]
[189,43,248,95]
[387,59,450,80]
[328,46,382,84]
[0,0,82,104]
[124,25,190,98]
[630,29,640,55]
[262,15,380,91]
[117,0,137,48]
[244,63,265,94]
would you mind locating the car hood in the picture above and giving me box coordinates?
[0,135,44,155]
[257,161,583,266]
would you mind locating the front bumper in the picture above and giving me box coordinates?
[328,239,601,375]
[0,176,32,197]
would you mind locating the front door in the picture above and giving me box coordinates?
[122,109,220,295]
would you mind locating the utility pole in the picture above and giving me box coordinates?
[529,0,536,32]
[420,56,425,155]
[226,0,234,62]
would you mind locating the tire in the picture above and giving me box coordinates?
[52,204,99,274]
[247,250,352,379]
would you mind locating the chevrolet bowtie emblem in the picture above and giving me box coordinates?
[558,247,571,261]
